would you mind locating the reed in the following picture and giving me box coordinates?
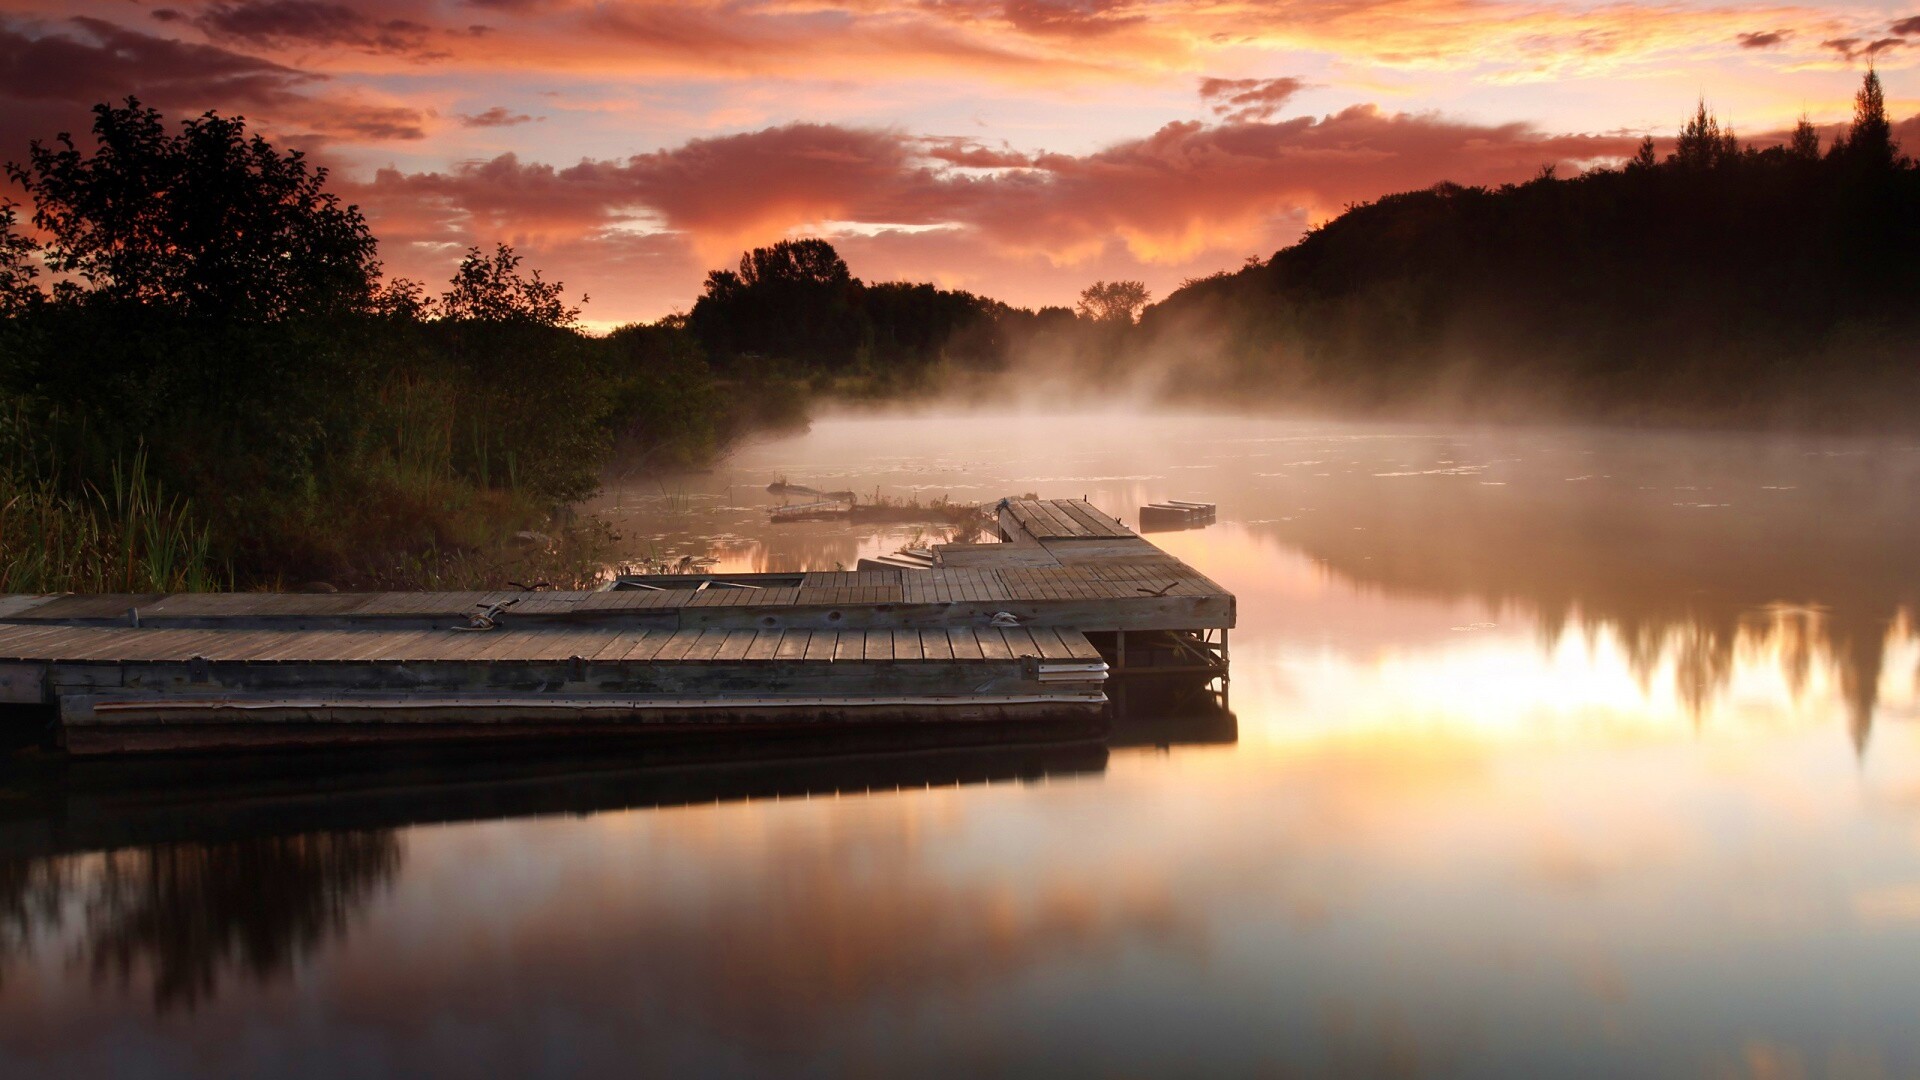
[0,447,223,593]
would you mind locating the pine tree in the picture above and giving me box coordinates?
[1833,69,1895,168]
[1788,116,1821,161]
[1673,100,1739,168]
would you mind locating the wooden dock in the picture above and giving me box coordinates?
[0,500,1233,756]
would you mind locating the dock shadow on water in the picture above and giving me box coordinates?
[0,709,1229,1016]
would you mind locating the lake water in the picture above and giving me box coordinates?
[5,410,1920,1077]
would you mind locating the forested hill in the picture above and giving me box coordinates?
[1138,74,1920,428]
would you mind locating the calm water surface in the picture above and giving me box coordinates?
[5,411,1920,1078]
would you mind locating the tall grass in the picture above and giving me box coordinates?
[0,448,222,593]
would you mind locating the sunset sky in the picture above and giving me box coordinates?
[2,1,1915,327]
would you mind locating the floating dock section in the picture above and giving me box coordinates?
[0,499,1233,756]
[1139,500,1217,532]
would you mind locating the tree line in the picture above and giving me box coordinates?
[1133,71,1920,427]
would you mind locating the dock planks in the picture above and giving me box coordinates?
[0,622,1101,670]
[0,500,1226,755]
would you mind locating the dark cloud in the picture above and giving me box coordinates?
[193,1,436,55]
[458,106,538,128]
[1821,37,1903,61]
[1198,77,1308,123]
[1893,16,1920,36]
[0,16,311,108]
[0,16,425,161]
[1735,30,1789,49]
[999,0,1146,38]
[331,103,428,140]
[919,136,1033,168]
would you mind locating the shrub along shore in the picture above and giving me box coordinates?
[0,102,809,592]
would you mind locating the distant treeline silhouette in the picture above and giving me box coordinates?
[641,73,1920,429]
[1134,72,1920,427]
[683,236,1084,386]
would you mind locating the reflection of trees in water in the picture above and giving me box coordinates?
[1256,435,1920,748]
[591,485,982,575]
[0,831,399,1012]
[1561,604,1909,748]
[0,857,70,969]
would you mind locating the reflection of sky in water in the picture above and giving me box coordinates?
[5,411,1920,1076]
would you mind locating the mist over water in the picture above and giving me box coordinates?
[6,409,1920,1077]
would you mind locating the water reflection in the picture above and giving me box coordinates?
[0,832,398,1012]
[7,413,1920,1074]
[0,729,1191,1015]
[1230,428,1920,746]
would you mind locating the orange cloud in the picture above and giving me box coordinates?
[14,1,1889,88]
[347,105,1650,319]
[1199,76,1311,123]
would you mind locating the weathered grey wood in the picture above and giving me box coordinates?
[1062,631,1103,661]
[921,628,953,661]
[775,630,811,662]
[622,629,676,662]
[893,629,924,662]
[743,629,784,661]
[978,629,1015,661]
[0,595,56,619]
[833,631,863,662]
[804,631,838,662]
[1009,628,1045,658]
[684,628,731,662]
[714,629,756,662]
[653,629,704,662]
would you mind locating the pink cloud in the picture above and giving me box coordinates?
[348,106,1650,320]
[1198,77,1310,123]
[190,1,438,56]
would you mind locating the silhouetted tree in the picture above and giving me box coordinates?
[1671,100,1740,168]
[1628,136,1658,170]
[689,239,865,369]
[440,243,580,326]
[1076,280,1151,323]
[4,99,378,320]
[0,204,38,314]
[431,244,606,499]
[1789,116,1822,161]
[738,238,852,292]
[1832,69,1896,168]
